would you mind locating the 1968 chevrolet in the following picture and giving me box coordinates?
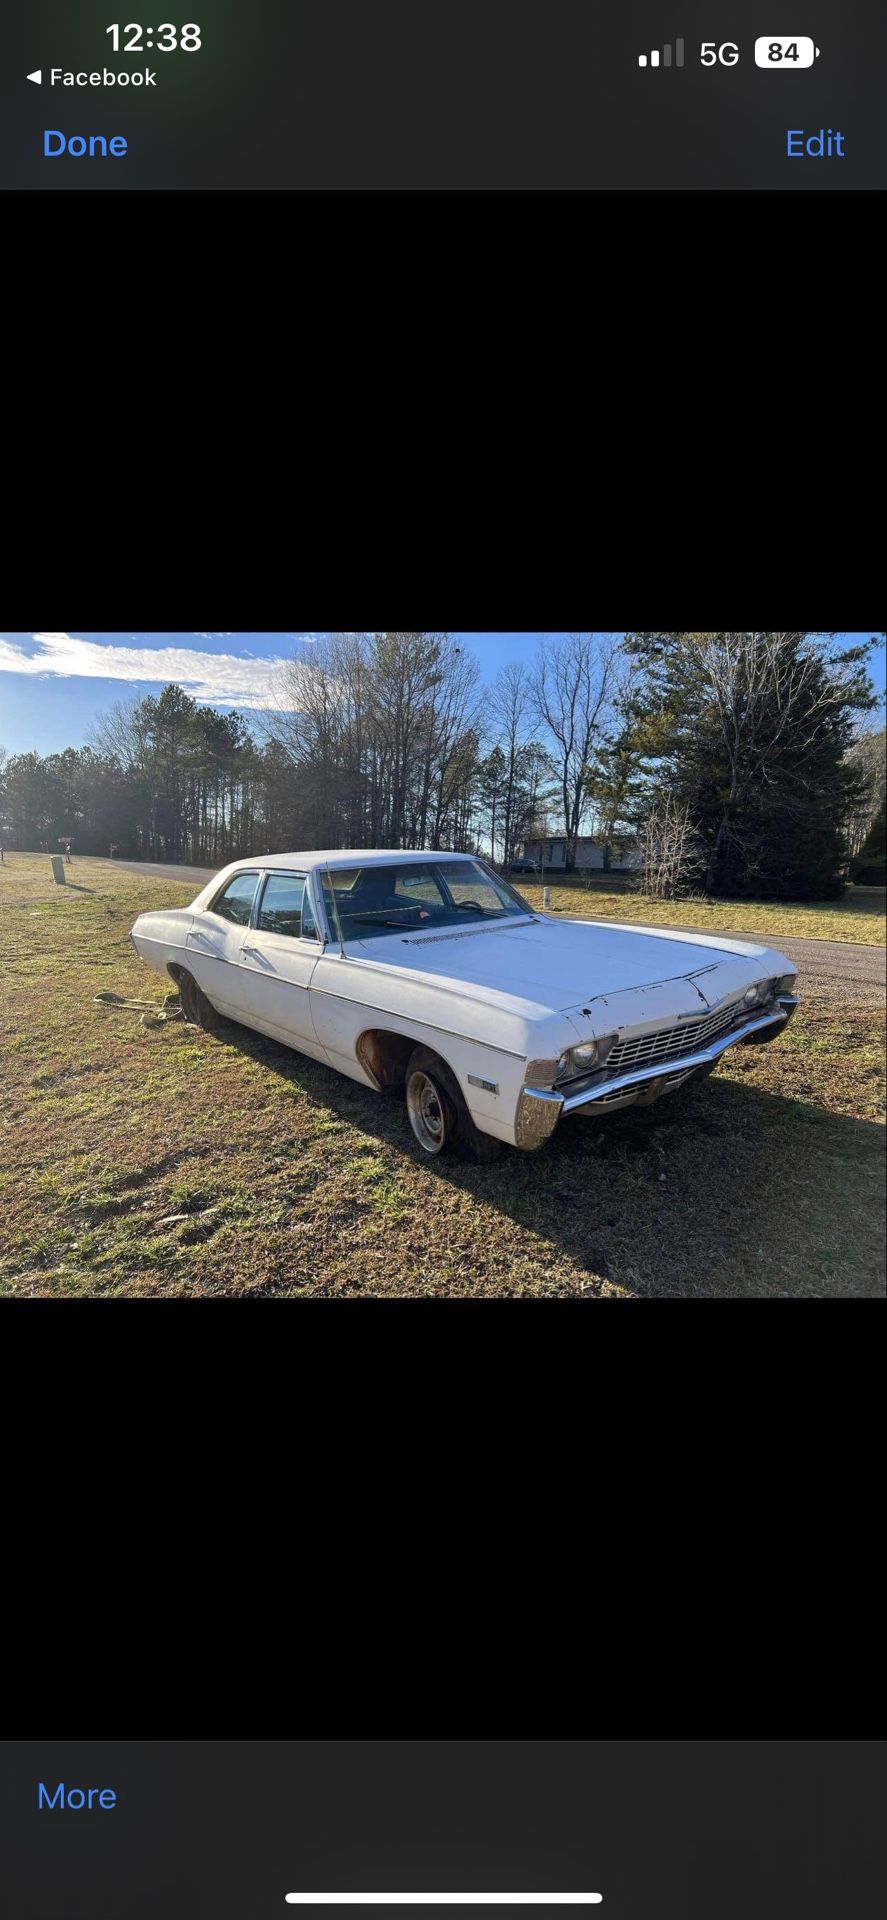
[130,850,799,1160]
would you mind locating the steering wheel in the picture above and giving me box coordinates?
[457,900,484,912]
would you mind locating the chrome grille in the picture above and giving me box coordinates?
[597,1065,697,1107]
[604,997,752,1077]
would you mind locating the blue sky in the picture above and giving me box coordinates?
[0,631,883,756]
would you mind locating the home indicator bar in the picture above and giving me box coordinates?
[285,1900,604,1908]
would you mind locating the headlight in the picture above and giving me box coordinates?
[743,985,760,1005]
[556,1046,596,1079]
[556,1038,615,1080]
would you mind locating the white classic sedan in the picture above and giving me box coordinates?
[130,850,799,1160]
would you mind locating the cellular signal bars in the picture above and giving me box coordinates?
[638,40,684,66]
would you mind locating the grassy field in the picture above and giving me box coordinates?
[1,853,884,1298]
[517,875,887,945]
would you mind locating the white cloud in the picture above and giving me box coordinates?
[192,641,318,648]
[0,632,308,710]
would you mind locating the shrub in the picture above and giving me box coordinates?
[849,858,887,886]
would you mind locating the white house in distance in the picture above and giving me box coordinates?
[518,834,640,873]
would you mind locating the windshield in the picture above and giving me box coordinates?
[321,859,533,941]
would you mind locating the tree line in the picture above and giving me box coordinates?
[1,631,883,897]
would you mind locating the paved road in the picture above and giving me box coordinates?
[112,860,217,887]
[767,936,884,1001]
[109,861,886,1003]
[648,923,885,1003]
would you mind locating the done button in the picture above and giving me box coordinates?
[44,129,128,156]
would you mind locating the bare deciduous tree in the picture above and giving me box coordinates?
[532,632,620,870]
[417,641,482,849]
[89,695,147,771]
[844,722,887,856]
[488,660,530,867]
[262,632,482,852]
[639,795,704,899]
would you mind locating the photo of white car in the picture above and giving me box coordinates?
[131,849,799,1160]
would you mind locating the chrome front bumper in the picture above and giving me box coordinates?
[514,995,799,1150]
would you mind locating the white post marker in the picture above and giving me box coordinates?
[285,1900,603,1908]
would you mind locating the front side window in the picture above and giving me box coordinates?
[257,873,317,941]
[321,859,532,941]
[209,871,260,925]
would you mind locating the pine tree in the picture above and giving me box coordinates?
[622,632,878,898]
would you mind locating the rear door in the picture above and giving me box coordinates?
[233,870,327,1058]
[186,869,262,1014]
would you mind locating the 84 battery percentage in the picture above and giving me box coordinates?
[754,37,821,65]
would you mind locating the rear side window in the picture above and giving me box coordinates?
[209,871,260,925]
[257,873,315,940]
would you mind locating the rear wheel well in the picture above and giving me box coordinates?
[356,1027,416,1091]
[166,963,219,1032]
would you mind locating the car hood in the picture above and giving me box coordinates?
[350,914,785,1014]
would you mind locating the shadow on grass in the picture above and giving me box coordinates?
[209,1019,886,1298]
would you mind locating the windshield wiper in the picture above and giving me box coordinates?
[350,913,425,928]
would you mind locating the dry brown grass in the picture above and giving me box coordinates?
[1,853,884,1298]
[517,875,886,945]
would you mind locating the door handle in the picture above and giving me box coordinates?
[241,944,261,956]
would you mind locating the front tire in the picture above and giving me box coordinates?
[405,1046,502,1162]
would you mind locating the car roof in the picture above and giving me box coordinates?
[223,849,476,871]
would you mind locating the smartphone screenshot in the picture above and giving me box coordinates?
[1,2,885,188]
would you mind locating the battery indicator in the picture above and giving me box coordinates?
[754,37,820,66]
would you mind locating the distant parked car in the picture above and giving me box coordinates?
[509,857,538,874]
[130,848,798,1161]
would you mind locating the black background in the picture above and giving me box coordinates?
[0,1741,882,1920]
[2,1,886,189]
